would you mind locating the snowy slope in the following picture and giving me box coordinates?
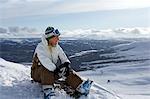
[0,58,119,99]
[0,39,150,99]
[0,58,42,99]
[78,40,150,99]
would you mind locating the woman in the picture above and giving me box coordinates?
[31,26,92,99]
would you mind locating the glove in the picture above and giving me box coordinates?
[54,62,71,78]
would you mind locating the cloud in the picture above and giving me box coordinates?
[0,26,40,38]
[7,26,38,34]
[0,27,150,39]
[1,0,150,19]
[0,0,60,18]
[8,26,20,33]
[61,27,150,39]
[0,0,9,4]
[0,27,7,33]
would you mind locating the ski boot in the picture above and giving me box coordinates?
[71,79,93,98]
[78,79,93,95]
[43,88,56,99]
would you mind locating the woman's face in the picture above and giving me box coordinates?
[48,36,59,47]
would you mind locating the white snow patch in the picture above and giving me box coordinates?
[69,50,98,58]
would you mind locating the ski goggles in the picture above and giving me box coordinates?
[45,28,60,40]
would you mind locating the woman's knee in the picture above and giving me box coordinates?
[66,71,83,89]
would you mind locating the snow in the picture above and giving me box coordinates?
[0,39,150,99]
[0,58,30,86]
[78,40,150,99]
[0,58,119,99]
[69,50,98,58]
[0,58,43,98]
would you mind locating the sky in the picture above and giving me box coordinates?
[0,0,150,31]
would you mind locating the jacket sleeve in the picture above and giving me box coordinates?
[58,45,70,64]
[35,44,56,71]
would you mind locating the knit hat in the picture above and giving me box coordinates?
[45,26,60,39]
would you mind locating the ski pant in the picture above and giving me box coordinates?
[31,54,83,90]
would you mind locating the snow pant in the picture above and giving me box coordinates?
[31,54,83,90]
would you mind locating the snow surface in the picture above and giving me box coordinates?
[0,39,150,99]
[0,58,119,99]
[69,50,98,58]
[79,40,150,99]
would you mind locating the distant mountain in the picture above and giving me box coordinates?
[0,39,129,71]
